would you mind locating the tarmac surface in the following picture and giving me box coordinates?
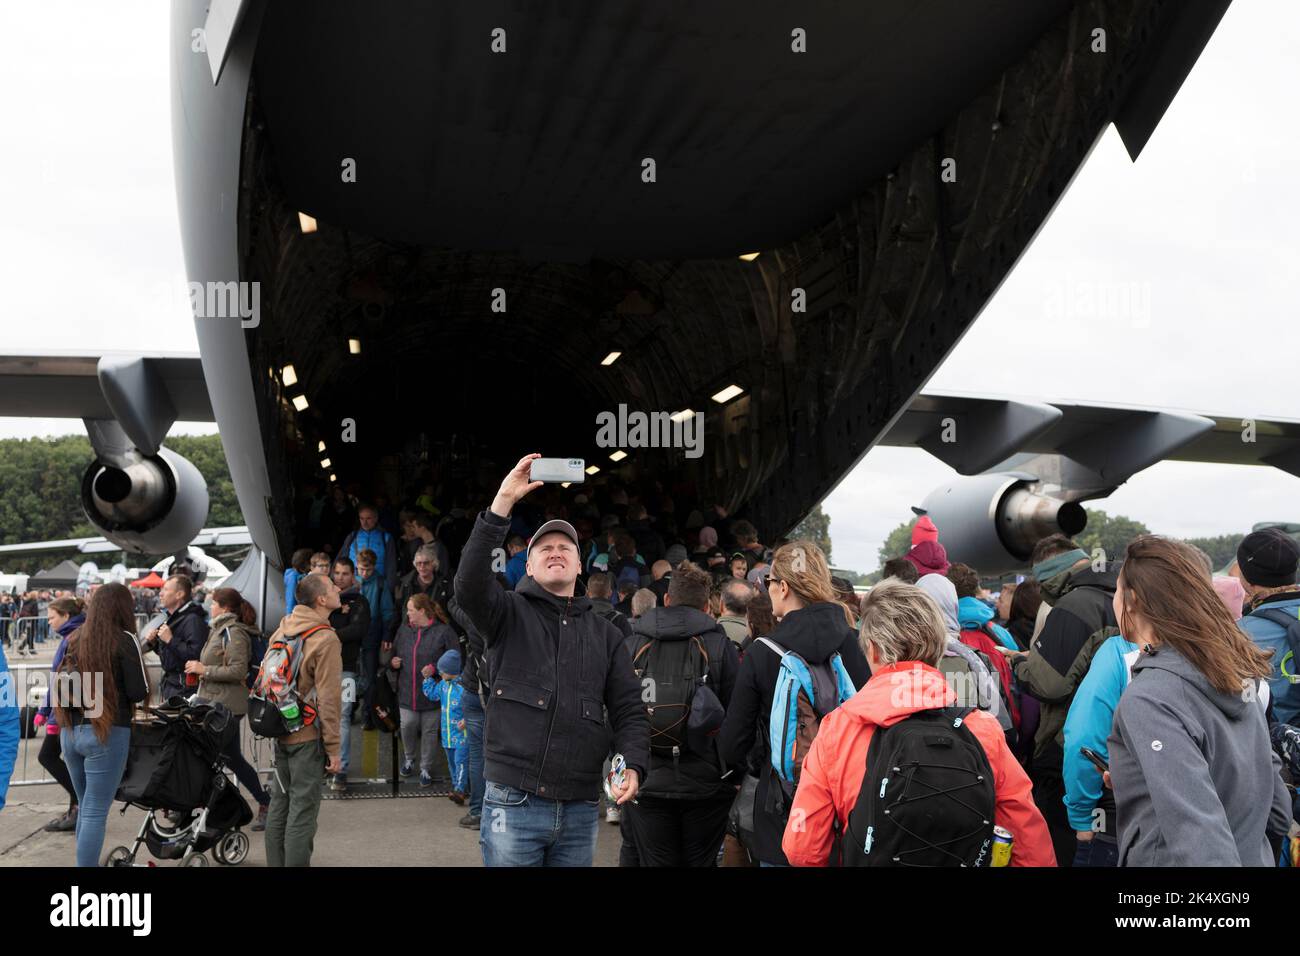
[2,638,622,867]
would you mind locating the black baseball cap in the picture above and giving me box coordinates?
[1236,528,1300,588]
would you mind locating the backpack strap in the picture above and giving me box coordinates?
[1252,607,1300,682]
[754,637,788,660]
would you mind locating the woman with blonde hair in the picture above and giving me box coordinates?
[718,540,870,866]
[782,579,1054,866]
[1108,535,1291,865]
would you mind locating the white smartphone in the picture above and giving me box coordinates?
[529,457,585,483]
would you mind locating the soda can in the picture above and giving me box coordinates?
[991,826,1013,867]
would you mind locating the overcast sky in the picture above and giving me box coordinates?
[2,3,1297,570]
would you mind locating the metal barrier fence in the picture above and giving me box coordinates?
[5,659,273,789]
[1,615,50,653]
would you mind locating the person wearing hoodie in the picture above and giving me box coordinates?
[264,572,343,867]
[718,540,871,866]
[386,593,458,787]
[782,578,1055,867]
[355,548,396,730]
[915,574,1014,738]
[143,574,210,700]
[1107,535,1291,866]
[337,504,399,591]
[1234,528,1300,725]
[903,514,950,578]
[621,561,741,866]
[423,649,469,804]
[327,558,371,793]
[189,588,272,831]
[1001,533,1119,866]
[32,597,85,832]
[455,455,649,868]
[949,564,1018,651]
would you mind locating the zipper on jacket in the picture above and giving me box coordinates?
[412,627,422,708]
[534,597,569,792]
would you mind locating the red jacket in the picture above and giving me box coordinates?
[959,627,1020,729]
[781,660,1055,867]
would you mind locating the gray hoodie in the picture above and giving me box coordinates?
[1108,645,1291,866]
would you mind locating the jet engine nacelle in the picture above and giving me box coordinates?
[80,445,209,556]
[920,472,1087,575]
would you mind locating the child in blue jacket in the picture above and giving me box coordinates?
[423,649,467,803]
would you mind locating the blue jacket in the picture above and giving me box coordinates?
[38,614,85,725]
[1062,634,1140,831]
[284,568,301,613]
[0,644,19,812]
[957,596,1018,651]
[340,528,398,590]
[504,551,528,589]
[357,572,396,645]
[1238,594,1300,725]
[423,676,467,748]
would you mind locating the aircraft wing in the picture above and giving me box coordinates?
[0,526,251,559]
[881,391,1300,479]
[0,351,212,421]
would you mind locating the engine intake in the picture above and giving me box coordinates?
[80,446,209,555]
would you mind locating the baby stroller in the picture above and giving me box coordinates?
[104,697,254,867]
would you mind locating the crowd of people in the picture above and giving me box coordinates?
[4,452,1299,870]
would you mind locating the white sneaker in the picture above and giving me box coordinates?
[605,806,621,825]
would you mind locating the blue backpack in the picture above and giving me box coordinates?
[756,637,856,793]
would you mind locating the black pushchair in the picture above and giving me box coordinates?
[104,698,254,867]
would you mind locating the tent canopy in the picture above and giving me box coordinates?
[29,559,82,590]
[130,572,165,589]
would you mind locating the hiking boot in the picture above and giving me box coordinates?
[44,807,77,832]
[458,813,481,830]
[399,758,415,778]
[251,804,268,832]
[329,773,348,793]
[605,805,621,825]
[420,770,433,788]
[448,790,467,806]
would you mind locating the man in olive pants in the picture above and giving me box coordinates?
[265,573,343,866]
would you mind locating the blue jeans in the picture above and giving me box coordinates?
[446,746,466,792]
[339,671,356,774]
[479,781,599,867]
[63,724,131,867]
[1072,836,1119,867]
[462,692,486,818]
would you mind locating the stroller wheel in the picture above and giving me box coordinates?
[180,851,209,867]
[103,845,134,867]
[216,831,250,866]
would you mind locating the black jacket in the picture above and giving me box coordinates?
[718,601,871,865]
[455,510,650,801]
[448,597,487,698]
[589,598,632,639]
[625,605,740,800]
[329,587,370,673]
[154,601,209,696]
[391,568,455,640]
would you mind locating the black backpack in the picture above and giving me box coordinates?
[631,636,724,760]
[836,706,996,867]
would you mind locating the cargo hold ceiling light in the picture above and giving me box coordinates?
[609,450,627,462]
[670,409,695,423]
[585,465,600,476]
[601,351,621,366]
[298,212,318,234]
[561,482,571,488]
[320,458,331,469]
[292,395,309,411]
[348,338,361,354]
[738,252,760,262]
[711,384,744,404]
[281,364,298,387]
[329,473,337,482]
[317,441,326,452]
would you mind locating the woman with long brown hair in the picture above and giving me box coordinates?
[54,582,149,867]
[1108,536,1291,865]
[188,587,271,830]
[718,540,870,866]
